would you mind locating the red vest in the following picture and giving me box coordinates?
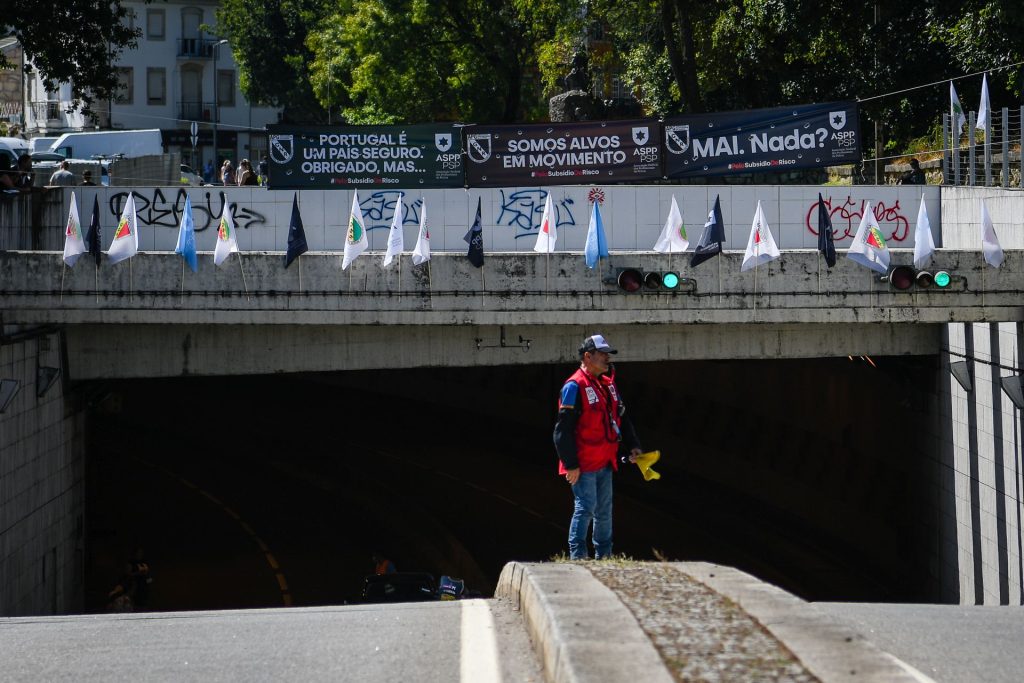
[559,367,622,474]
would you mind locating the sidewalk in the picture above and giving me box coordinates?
[496,561,934,683]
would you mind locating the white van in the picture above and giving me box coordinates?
[49,129,163,160]
[0,137,30,167]
[29,137,57,155]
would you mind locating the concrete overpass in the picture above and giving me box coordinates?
[1,184,1023,618]
[1,249,1022,377]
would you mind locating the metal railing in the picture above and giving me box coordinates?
[28,101,62,122]
[176,38,218,59]
[176,101,217,122]
[942,106,1023,188]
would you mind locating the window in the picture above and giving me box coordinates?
[147,9,165,40]
[115,67,133,105]
[147,68,166,106]
[217,70,235,107]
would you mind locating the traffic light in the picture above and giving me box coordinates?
[611,268,692,293]
[882,265,954,290]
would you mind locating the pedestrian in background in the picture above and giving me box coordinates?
[14,154,34,191]
[237,159,258,186]
[221,159,235,186]
[48,160,75,186]
[553,334,642,560]
[203,159,215,184]
[257,155,268,186]
[900,158,926,185]
[81,170,96,186]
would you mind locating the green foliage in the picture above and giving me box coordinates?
[306,0,568,124]
[2,1,139,120]
[216,0,331,123]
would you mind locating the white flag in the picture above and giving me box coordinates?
[107,192,139,265]
[532,193,557,253]
[411,199,431,265]
[976,73,990,130]
[653,196,689,253]
[342,190,368,270]
[382,192,404,267]
[950,81,966,133]
[740,200,780,272]
[912,196,935,269]
[62,192,86,266]
[846,201,890,274]
[212,207,239,266]
[980,199,1004,268]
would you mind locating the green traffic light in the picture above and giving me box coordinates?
[662,272,680,289]
[934,271,951,288]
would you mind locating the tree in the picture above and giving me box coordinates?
[309,0,562,124]
[1,1,138,119]
[215,0,331,124]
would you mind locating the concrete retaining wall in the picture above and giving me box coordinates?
[931,187,1024,604]
[0,329,85,616]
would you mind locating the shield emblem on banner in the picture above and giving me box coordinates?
[435,133,452,152]
[829,111,847,131]
[664,125,690,155]
[467,134,492,163]
[269,135,294,164]
[632,126,650,146]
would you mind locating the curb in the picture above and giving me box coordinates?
[496,562,673,683]
[674,562,936,683]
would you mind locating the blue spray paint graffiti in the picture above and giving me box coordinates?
[360,191,423,231]
[496,189,576,240]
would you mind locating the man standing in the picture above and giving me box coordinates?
[48,160,74,186]
[553,334,642,560]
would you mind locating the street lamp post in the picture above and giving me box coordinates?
[212,39,229,169]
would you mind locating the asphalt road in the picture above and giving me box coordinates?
[0,598,541,683]
[816,602,1024,683]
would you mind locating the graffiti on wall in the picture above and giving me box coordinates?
[805,195,910,242]
[107,189,268,233]
[496,189,577,240]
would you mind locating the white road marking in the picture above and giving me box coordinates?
[460,599,502,683]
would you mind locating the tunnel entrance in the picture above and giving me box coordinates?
[83,355,939,612]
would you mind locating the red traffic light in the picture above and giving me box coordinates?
[888,265,915,290]
[617,268,643,292]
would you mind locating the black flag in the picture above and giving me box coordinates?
[284,193,308,268]
[817,193,836,267]
[689,194,725,268]
[463,197,484,268]
[85,195,102,266]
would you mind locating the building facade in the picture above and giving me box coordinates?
[15,1,281,173]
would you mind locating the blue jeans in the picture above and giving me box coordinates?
[568,465,613,560]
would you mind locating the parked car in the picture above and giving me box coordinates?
[180,164,205,186]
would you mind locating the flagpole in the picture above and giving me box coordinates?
[753,262,757,318]
[237,253,251,301]
[427,259,433,309]
[180,259,185,298]
[94,263,99,304]
[129,258,134,303]
[298,257,303,294]
[60,263,66,303]
[717,255,722,304]
[398,255,403,294]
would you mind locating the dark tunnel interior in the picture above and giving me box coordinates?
[82,354,942,612]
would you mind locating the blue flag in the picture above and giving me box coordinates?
[285,193,308,269]
[584,201,608,269]
[690,194,725,268]
[174,194,198,272]
[85,195,102,266]
[817,193,836,267]
[463,197,484,268]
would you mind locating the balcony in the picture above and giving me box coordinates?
[177,101,218,122]
[176,38,218,60]
[29,101,63,123]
